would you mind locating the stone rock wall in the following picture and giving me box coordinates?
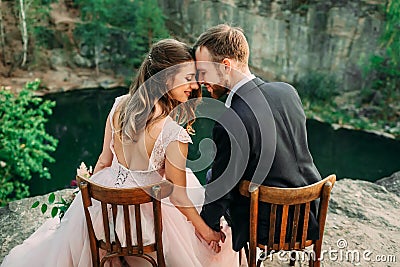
[159,0,386,91]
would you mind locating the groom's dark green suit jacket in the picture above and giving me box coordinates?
[200,78,322,251]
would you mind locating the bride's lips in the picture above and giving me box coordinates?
[184,90,192,97]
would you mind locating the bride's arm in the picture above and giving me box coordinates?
[93,115,113,174]
[165,140,221,245]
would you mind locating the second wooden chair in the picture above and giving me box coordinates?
[239,174,336,267]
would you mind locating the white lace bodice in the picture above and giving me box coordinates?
[108,96,192,187]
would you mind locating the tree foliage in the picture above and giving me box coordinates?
[73,0,169,70]
[362,0,400,121]
[13,0,54,67]
[6,0,169,75]
[296,71,338,102]
[132,0,169,65]
[383,0,400,65]
[0,80,58,206]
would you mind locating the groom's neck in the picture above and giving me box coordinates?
[229,66,252,89]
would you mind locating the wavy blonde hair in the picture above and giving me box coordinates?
[119,39,201,141]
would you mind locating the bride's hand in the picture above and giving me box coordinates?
[205,229,223,253]
[208,240,221,253]
[202,228,222,244]
[195,228,220,243]
[195,229,222,253]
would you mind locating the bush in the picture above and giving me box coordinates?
[73,0,169,70]
[33,26,57,49]
[296,71,338,102]
[0,80,58,206]
[360,0,400,122]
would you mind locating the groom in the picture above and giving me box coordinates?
[193,24,322,252]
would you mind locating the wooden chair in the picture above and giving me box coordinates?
[239,174,336,267]
[77,175,174,267]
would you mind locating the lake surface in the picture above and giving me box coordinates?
[28,87,400,196]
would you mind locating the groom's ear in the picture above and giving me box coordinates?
[222,58,232,73]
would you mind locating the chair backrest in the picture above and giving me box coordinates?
[77,175,174,267]
[239,174,336,266]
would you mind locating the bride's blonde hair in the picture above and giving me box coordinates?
[119,39,201,141]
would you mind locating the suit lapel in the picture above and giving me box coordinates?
[231,77,265,106]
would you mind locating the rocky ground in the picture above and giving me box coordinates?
[1,177,399,266]
[0,188,76,261]
[376,171,400,197]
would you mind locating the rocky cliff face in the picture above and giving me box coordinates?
[160,0,386,91]
[0,1,125,93]
[1,179,399,266]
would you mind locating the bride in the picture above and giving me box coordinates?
[1,39,239,267]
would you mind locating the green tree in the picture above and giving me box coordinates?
[295,71,338,102]
[133,0,169,65]
[0,80,58,206]
[362,0,400,121]
[74,0,169,70]
[383,0,400,66]
[74,0,111,75]
[0,0,6,65]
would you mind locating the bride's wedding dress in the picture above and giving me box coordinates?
[1,96,239,267]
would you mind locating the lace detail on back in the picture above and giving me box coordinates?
[148,119,192,171]
[114,165,130,187]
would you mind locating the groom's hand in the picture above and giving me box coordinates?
[195,228,221,243]
[195,229,222,253]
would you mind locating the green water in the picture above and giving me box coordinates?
[27,88,400,196]
[306,119,400,182]
[28,87,129,195]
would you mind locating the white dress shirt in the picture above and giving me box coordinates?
[225,74,256,108]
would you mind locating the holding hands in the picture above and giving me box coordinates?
[195,226,226,253]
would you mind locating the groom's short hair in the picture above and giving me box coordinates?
[194,24,249,65]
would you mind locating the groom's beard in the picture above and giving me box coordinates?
[208,84,229,99]
[207,76,230,99]
[206,66,230,99]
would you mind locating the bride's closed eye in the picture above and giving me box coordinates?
[185,74,196,82]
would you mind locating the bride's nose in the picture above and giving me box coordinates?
[190,81,199,90]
